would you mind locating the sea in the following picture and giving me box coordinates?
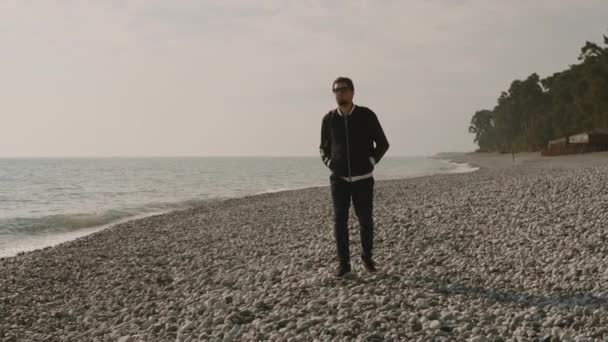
[0,156,477,258]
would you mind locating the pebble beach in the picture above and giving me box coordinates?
[2,152,608,342]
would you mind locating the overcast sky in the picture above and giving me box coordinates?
[1,1,607,157]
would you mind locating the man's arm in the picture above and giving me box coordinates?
[319,115,332,168]
[370,110,389,164]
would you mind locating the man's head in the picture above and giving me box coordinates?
[332,77,354,106]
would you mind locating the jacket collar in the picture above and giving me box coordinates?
[336,103,356,116]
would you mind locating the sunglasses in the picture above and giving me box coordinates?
[332,86,351,94]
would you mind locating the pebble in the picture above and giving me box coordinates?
[2,155,608,340]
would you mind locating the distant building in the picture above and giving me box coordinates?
[541,129,608,156]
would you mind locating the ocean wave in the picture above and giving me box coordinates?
[254,187,299,195]
[435,158,479,174]
[0,199,215,236]
[446,162,480,173]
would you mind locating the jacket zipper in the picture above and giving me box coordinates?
[344,112,352,182]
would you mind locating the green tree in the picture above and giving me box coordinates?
[469,32,608,154]
[468,110,496,151]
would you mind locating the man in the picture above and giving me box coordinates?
[319,76,390,277]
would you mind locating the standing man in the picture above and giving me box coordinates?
[319,77,390,277]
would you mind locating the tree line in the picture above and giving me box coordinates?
[469,33,608,153]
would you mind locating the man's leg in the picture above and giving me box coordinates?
[352,176,374,262]
[330,174,351,269]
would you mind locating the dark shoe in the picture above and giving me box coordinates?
[334,264,352,278]
[361,257,377,273]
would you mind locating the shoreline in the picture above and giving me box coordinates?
[5,152,608,340]
[0,157,477,259]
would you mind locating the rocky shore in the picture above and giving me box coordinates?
[2,152,608,341]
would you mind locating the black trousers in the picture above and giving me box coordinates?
[329,173,375,267]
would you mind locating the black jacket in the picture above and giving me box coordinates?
[319,105,389,179]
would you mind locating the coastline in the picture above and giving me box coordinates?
[3,152,608,340]
[0,157,476,259]
[434,150,608,170]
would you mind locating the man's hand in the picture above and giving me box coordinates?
[370,110,389,164]
[320,115,332,169]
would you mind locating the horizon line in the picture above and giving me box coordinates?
[0,153,439,159]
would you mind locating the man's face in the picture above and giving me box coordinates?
[333,82,354,106]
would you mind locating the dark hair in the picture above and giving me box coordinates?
[332,77,354,92]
